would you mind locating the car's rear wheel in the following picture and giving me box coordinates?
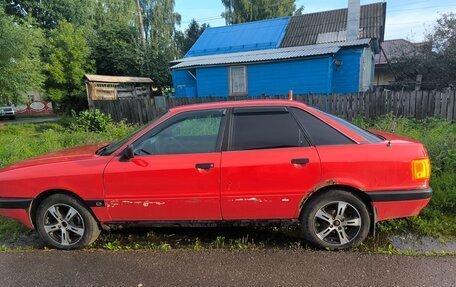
[300,190,370,250]
[35,194,101,250]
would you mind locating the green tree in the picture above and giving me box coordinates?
[140,0,181,90]
[0,7,44,104]
[93,23,143,76]
[3,0,95,29]
[221,0,303,24]
[393,13,456,90]
[44,21,93,110]
[94,0,137,28]
[177,19,209,56]
[91,0,142,76]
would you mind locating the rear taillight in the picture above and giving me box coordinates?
[411,159,431,180]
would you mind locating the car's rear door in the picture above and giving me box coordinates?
[104,109,226,221]
[220,107,321,220]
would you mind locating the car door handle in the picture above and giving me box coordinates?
[291,158,309,165]
[195,163,215,170]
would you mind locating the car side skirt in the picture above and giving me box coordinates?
[0,198,33,209]
[105,219,298,229]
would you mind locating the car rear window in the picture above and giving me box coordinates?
[290,107,354,146]
[314,108,384,143]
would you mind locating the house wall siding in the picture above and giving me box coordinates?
[172,70,197,98]
[332,48,362,93]
[173,47,370,97]
[247,57,333,95]
[196,66,229,97]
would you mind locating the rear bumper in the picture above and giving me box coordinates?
[367,188,432,221]
[367,187,432,202]
[0,198,34,229]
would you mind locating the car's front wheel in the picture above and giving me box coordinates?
[300,190,370,250]
[35,194,101,250]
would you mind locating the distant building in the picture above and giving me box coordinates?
[83,74,154,108]
[375,39,418,87]
[170,1,387,97]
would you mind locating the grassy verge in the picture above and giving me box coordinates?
[0,114,454,252]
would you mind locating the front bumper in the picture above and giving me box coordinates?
[0,112,15,118]
[0,198,34,229]
[367,187,432,221]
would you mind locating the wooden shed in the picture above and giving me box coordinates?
[84,74,153,108]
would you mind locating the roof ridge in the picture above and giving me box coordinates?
[290,2,385,18]
[204,16,290,31]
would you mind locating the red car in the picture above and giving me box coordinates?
[0,100,432,250]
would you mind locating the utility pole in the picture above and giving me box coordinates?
[135,0,146,47]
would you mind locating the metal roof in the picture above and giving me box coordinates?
[185,17,290,58]
[171,39,371,69]
[280,2,386,48]
[84,74,153,84]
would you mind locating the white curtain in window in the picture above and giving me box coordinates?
[230,66,247,95]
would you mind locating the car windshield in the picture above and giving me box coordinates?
[97,111,169,156]
[312,108,384,143]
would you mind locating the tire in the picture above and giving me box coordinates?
[35,194,101,250]
[300,190,370,250]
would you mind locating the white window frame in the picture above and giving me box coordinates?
[229,66,248,96]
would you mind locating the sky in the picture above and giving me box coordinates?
[175,0,456,42]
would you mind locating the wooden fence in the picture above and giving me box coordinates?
[92,90,456,125]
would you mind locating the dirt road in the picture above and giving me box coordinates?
[0,250,454,286]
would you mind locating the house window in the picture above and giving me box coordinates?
[229,66,247,96]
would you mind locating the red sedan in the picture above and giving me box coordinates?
[0,100,432,250]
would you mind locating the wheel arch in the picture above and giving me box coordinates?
[298,184,376,233]
[29,189,98,228]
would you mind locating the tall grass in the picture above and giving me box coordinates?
[0,120,136,169]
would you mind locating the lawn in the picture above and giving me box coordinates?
[0,113,454,252]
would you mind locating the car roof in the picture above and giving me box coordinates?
[169,99,307,113]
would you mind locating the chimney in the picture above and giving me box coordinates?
[346,0,360,41]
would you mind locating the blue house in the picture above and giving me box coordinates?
[170,2,386,98]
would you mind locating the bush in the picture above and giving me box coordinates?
[70,109,113,133]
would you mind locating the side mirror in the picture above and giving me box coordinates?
[120,144,135,162]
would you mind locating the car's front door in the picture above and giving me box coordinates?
[104,109,226,221]
[221,107,321,220]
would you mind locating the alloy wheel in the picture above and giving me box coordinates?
[43,204,85,246]
[313,201,362,246]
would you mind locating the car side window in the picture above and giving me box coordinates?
[289,107,354,146]
[134,110,224,155]
[230,109,308,151]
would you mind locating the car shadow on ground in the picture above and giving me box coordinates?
[3,226,455,254]
[95,226,310,250]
